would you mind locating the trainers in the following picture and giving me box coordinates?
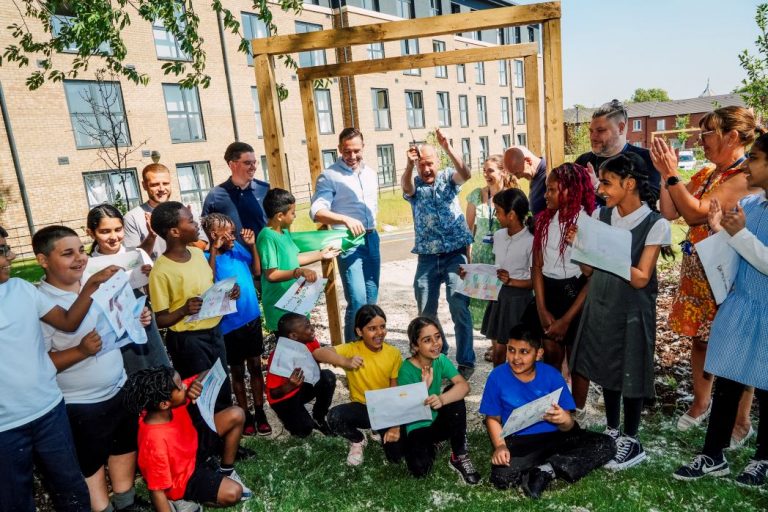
[457,365,475,381]
[169,499,203,512]
[115,496,151,512]
[242,422,256,437]
[236,445,257,461]
[227,470,253,501]
[604,436,647,471]
[253,408,272,436]
[603,427,621,441]
[347,437,367,466]
[736,459,768,487]
[522,465,554,499]
[672,453,729,481]
[449,453,481,485]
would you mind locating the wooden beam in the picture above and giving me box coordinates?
[541,18,564,168]
[321,259,343,345]
[254,54,289,189]
[251,2,560,55]
[298,43,538,81]
[523,55,542,157]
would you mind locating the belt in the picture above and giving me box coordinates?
[365,229,376,234]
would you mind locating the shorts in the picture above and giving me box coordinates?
[183,405,225,504]
[65,388,138,477]
[223,320,264,367]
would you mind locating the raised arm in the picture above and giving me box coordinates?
[401,147,418,197]
[41,266,121,332]
[436,128,471,184]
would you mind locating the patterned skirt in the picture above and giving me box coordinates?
[668,252,717,339]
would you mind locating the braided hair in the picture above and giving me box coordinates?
[123,366,177,415]
[200,212,234,240]
[533,163,596,259]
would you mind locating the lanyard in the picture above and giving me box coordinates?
[698,156,747,199]
[486,188,496,232]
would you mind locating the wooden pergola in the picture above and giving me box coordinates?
[251,1,564,343]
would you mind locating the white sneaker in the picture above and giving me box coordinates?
[728,426,755,451]
[676,401,712,432]
[347,436,368,466]
[227,470,253,501]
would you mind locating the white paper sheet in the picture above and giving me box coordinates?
[269,337,320,385]
[500,387,563,438]
[365,382,432,431]
[275,277,328,316]
[196,359,227,432]
[84,249,152,289]
[455,263,503,301]
[571,214,632,280]
[185,277,238,322]
[695,230,739,304]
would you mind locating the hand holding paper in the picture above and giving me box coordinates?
[571,214,632,280]
[500,387,563,438]
[365,382,432,431]
[196,360,227,431]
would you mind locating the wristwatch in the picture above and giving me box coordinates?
[666,176,681,188]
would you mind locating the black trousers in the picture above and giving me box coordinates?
[404,399,468,478]
[490,427,615,489]
[327,402,404,463]
[270,370,336,438]
[703,377,768,459]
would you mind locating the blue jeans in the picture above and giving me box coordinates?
[413,249,475,367]
[338,230,381,342]
[0,399,90,512]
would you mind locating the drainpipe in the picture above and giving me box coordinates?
[0,81,35,235]
[217,11,240,141]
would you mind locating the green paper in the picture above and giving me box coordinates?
[291,229,366,253]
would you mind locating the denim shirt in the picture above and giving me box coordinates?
[309,159,379,230]
[405,168,473,255]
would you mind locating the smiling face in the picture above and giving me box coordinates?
[209,221,235,252]
[88,217,125,255]
[173,208,199,244]
[228,151,258,185]
[143,170,172,207]
[276,203,297,230]
[483,160,505,187]
[589,115,626,157]
[597,169,635,208]
[338,136,364,171]
[0,234,16,284]
[506,338,543,379]
[412,323,443,360]
[544,174,561,211]
[417,146,439,184]
[746,146,768,190]
[289,316,316,344]
[38,236,88,287]
[356,315,387,352]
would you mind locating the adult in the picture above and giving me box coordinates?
[576,99,661,203]
[123,163,207,260]
[310,128,380,342]
[402,128,475,379]
[503,146,547,215]
[650,105,759,445]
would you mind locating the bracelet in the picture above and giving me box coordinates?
[293,268,301,278]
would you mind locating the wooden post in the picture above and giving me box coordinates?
[254,54,289,189]
[541,18,564,168]
[523,55,542,157]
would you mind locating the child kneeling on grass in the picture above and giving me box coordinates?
[480,325,615,499]
[124,366,252,511]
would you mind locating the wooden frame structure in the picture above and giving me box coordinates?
[251,1,563,343]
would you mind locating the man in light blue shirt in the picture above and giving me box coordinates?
[310,127,380,341]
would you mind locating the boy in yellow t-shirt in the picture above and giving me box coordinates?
[314,305,403,466]
[149,202,240,412]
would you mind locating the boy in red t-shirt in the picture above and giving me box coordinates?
[124,366,251,510]
[266,313,337,437]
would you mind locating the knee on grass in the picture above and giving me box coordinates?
[217,477,243,506]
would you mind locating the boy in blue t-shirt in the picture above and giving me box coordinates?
[203,213,271,436]
[480,325,615,499]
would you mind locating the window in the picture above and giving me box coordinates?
[476,96,487,127]
[437,92,451,128]
[517,133,527,146]
[502,134,511,150]
[456,64,466,83]
[528,26,536,43]
[83,169,140,210]
[656,119,666,131]
[250,87,263,138]
[459,95,469,127]
[501,97,510,126]
[377,145,396,186]
[176,162,213,218]
[367,42,385,60]
[451,2,461,14]
[396,0,414,19]
[314,89,334,134]
[52,15,111,54]
[514,27,522,44]
[498,61,508,86]
[633,119,642,132]
[429,0,443,16]
[242,12,268,66]
[474,62,485,84]
[433,40,447,78]
[405,91,425,129]
[361,0,380,10]
[479,136,489,163]
[514,60,524,88]
[322,150,337,169]
[260,155,269,182]
[372,89,391,130]
[153,3,189,60]
[295,22,326,67]
[401,39,420,75]
[64,80,130,149]
[497,28,507,45]
[461,138,471,167]
[515,97,526,124]
[162,84,205,142]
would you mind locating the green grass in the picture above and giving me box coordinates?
[10,257,44,283]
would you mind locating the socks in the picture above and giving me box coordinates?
[99,503,115,512]
[112,488,135,510]
[538,463,555,476]
[219,464,234,476]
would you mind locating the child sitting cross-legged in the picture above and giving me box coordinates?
[123,366,252,511]
[480,325,615,499]
[265,312,337,437]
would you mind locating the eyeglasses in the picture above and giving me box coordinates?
[698,130,716,142]
[0,244,13,258]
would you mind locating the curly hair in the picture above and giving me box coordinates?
[123,366,177,414]
[533,163,596,259]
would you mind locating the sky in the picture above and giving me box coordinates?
[518,0,764,107]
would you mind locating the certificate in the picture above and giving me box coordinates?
[269,337,320,385]
[571,214,632,280]
[185,278,238,322]
[365,382,432,431]
[84,249,152,289]
[695,230,739,304]
[500,387,563,438]
[196,359,227,432]
[455,264,503,301]
[275,277,327,316]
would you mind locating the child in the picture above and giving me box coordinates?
[569,153,672,470]
[478,188,535,367]
[202,212,270,436]
[149,201,239,413]
[265,312,337,437]
[314,305,403,466]
[673,132,768,485]
[123,366,251,510]
[86,204,171,375]
[396,316,479,484]
[480,325,615,499]
[0,225,118,512]
[256,188,339,333]
[33,225,153,512]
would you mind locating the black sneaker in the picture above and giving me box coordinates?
[522,467,554,499]
[736,459,768,487]
[449,453,481,485]
[114,496,152,512]
[604,436,647,471]
[672,453,729,481]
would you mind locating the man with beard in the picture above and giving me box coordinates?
[310,128,380,342]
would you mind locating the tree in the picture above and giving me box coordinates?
[738,3,768,122]
[675,114,691,148]
[565,123,590,158]
[3,0,303,95]
[628,88,671,103]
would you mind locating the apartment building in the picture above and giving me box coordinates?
[0,0,540,245]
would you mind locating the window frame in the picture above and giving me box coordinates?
[437,91,451,128]
[515,97,526,125]
[476,95,488,127]
[162,84,206,143]
[152,3,190,61]
[242,12,268,66]
[367,42,385,60]
[633,119,642,132]
[433,40,447,78]
[514,60,524,88]
[401,39,421,76]
[498,60,508,86]
[405,90,425,129]
[458,94,469,127]
[372,88,392,131]
[396,0,415,19]
[63,79,131,150]
[500,97,510,126]
[82,168,140,210]
[322,150,338,169]
[175,161,214,218]
[314,88,335,135]
[295,21,326,68]
[474,61,485,84]
[376,144,396,186]
[456,63,466,83]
